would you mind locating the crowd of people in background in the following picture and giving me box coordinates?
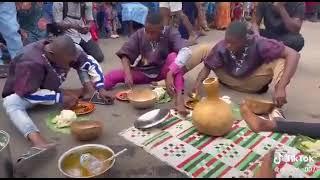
[0,2,318,67]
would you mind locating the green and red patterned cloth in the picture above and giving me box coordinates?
[120,113,320,178]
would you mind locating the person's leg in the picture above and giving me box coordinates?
[157,52,187,114]
[0,2,23,59]
[79,39,105,63]
[214,61,275,94]
[104,69,152,90]
[179,11,198,45]
[159,2,171,26]
[241,102,320,139]
[3,94,51,148]
[277,33,305,52]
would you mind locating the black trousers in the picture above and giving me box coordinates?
[79,39,104,62]
[274,117,320,139]
[260,29,305,52]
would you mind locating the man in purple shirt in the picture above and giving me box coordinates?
[104,13,193,114]
[192,21,300,107]
[2,35,111,170]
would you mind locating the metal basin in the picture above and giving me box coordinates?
[58,144,115,178]
[0,130,13,178]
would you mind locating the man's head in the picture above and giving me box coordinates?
[145,13,163,41]
[225,21,248,53]
[44,35,78,68]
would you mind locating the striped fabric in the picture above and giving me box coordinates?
[24,89,62,105]
[79,54,104,89]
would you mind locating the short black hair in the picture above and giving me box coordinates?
[226,21,248,40]
[146,13,163,25]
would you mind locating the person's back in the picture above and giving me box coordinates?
[2,40,66,99]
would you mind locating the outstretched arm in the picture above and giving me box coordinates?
[273,46,300,107]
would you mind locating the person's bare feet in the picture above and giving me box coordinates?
[28,132,52,149]
[198,29,207,36]
[240,102,276,133]
[174,93,189,117]
[255,149,276,178]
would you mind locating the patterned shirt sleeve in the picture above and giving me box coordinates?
[115,29,141,64]
[256,37,285,63]
[71,51,105,90]
[204,42,224,70]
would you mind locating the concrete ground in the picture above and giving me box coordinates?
[0,21,319,178]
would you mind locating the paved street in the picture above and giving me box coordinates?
[0,21,319,177]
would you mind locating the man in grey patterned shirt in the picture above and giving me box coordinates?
[52,2,104,62]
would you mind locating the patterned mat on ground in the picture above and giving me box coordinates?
[119,112,320,178]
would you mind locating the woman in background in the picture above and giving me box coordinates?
[215,2,231,30]
[231,2,244,22]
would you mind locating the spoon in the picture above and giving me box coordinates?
[102,148,127,163]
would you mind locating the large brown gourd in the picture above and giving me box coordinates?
[192,78,234,136]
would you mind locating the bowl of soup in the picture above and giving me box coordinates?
[58,144,115,178]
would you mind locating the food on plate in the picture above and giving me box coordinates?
[51,110,77,128]
[71,101,95,115]
[152,87,166,101]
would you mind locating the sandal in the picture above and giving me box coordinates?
[14,143,57,177]
[89,91,114,105]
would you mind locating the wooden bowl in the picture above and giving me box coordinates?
[58,144,115,178]
[245,97,275,115]
[70,120,103,141]
[127,88,157,109]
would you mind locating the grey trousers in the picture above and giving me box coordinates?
[79,39,104,63]
[260,29,305,52]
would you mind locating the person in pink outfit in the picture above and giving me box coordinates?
[104,13,193,114]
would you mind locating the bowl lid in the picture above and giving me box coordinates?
[134,109,170,129]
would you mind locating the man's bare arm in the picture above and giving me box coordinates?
[276,3,303,33]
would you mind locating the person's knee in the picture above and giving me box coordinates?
[93,51,104,63]
[197,43,211,52]
[283,34,305,52]
[3,94,26,113]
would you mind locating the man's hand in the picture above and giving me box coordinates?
[190,85,200,99]
[63,94,79,109]
[124,71,134,89]
[98,89,115,105]
[273,86,287,107]
[165,71,176,96]
[272,2,285,13]
[78,26,90,34]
